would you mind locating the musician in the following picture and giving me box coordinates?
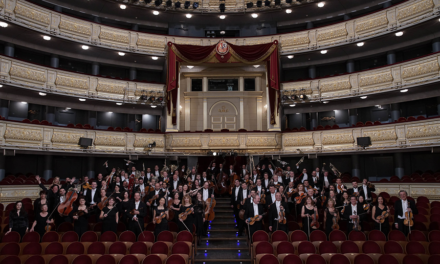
[72,196,89,239]
[96,173,105,189]
[244,195,264,242]
[153,165,161,179]
[201,172,210,185]
[62,177,76,191]
[161,182,170,201]
[301,196,318,236]
[97,189,108,216]
[360,179,375,202]
[146,183,165,215]
[240,165,248,178]
[36,175,60,213]
[194,192,206,245]
[100,181,109,195]
[188,169,197,183]
[169,174,180,193]
[86,182,100,212]
[161,171,170,185]
[323,198,340,237]
[307,188,318,204]
[271,175,284,187]
[259,164,267,177]
[292,183,306,216]
[285,182,296,203]
[153,197,169,239]
[325,190,338,208]
[145,168,153,182]
[278,186,288,203]
[227,165,235,177]
[343,195,366,233]
[120,191,130,227]
[284,171,296,186]
[126,192,147,238]
[6,201,29,241]
[110,176,122,192]
[303,180,312,192]
[267,164,274,178]
[394,190,417,236]
[135,178,146,197]
[100,197,118,234]
[121,181,129,193]
[178,195,194,233]
[179,165,187,178]
[321,171,334,191]
[339,192,350,212]
[202,181,215,236]
[262,173,270,190]
[252,179,265,196]
[218,163,224,176]
[296,166,311,184]
[120,171,128,183]
[269,192,289,233]
[347,180,360,197]
[34,190,51,216]
[209,162,218,178]
[237,182,250,236]
[265,185,277,209]
[372,196,390,236]
[311,171,321,191]
[230,179,241,228]
[335,178,347,195]
[112,185,123,203]
[251,170,259,184]
[31,204,53,241]
[56,188,72,225]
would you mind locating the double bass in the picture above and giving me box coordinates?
[205,189,216,221]
[58,188,78,216]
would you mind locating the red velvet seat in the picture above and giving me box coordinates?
[298,241,316,254]
[384,241,404,254]
[378,254,398,264]
[408,230,427,242]
[388,230,406,241]
[48,255,69,264]
[87,242,105,254]
[72,255,92,264]
[368,230,387,241]
[272,230,288,242]
[100,231,117,242]
[282,254,302,264]
[96,255,116,264]
[22,231,40,243]
[318,241,337,254]
[176,231,193,243]
[24,255,45,264]
[142,255,162,264]
[42,231,59,242]
[57,222,74,233]
[109,241,127,254]
[403,255,423,264]
[428,241,440,254]
[165,255,186,264]
[348,231,366,241]
[119,231,136,242]
[406,241,426,254]
[0,242,20,255]
[305,254,326,264]
[0,256,21,264]
[172,241,191,258]
[44,242,64,254]
[22,242,42,255]
[157,231,175,243]
[365,121,373,126]
[138,231,155,242]
[277,241,295,255]
[1,231,20,243]
[151,241,170,255]
[287,221,301,231]
[310,230,327,242]
[130,241,148,254]
[253,230,269,242]
[81,231,98,242]
[362,241,381,254]
[61,231,79,242]
[255,241,273,255]
[329,230,347,241]
[66,242,85,254]
[330,254,350,264]
[341,241,360,254]
[354,254,374,264]
[258,254,278,264]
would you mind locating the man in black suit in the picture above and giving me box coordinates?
[250,169,259,185]
[266,164,275,178]
[125,192,147,238]
[230,179,241,229]
[296,166,312,184]
[320,171,334,192]
[335,178,347,195]
[310,171,321,191]
[284,171,296,187]
[394,190,418,236]
[269,192,289,233]
[169,174,180,193]
[110,176,122,192]
[343,195,366,234]
[359,178,375,202]
[187,168,197,184]
[347,180,361,197]
[240,165,248,178]
[244,195,264,242]
[225,164,234,177]
[80,176,90,196]
[153,165,161,179]
[265,185,277,209]
[104,162,118,184]
[62,177,76,191]
[146,183,164,216]
[259,164,267,178]
[201,172,211,186]
[252,179,265,196]
[201,181,215,236]
[237,182,250,236]
[262,173,271,191]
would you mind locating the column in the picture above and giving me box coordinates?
[352,154,360,178]
[87,156,95,178]
[306,22,313,29]
[432,38,440,53]
[50,55,59,68]
[240,98,244,129]
[92,62,100,76]
[349,109,357,126]
[386,51,396,65]
[0,155,5,181]
[343,14,351,20]
[255,76,261,92]
[308,66,316,79]
[184,78,191,131]
[43,155,53,181]
[45,106,55,123]
[54,5,62,12]
[391,103,400,122]
[202,77,208,130]
[4,43,14,57]
[0,100,9,119]
[346,60,355,73]
[239,77,244,92]
[256,76,262,130]
[88,111,97,128]
[394,152,404,178]
[310,112,317,130]
[132,24,139,31]
[129,68,137,81]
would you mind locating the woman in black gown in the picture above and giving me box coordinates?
[339,192,350,213]
[292,183,307,217]
[153,197,169,239]
[170,192,181,223]
[194,192,205,245]
[30,204,53,241]
[100,197,118,234]
[6,201,29,241]
[119,191,130,227]
[34,191,50,216]
[178,195,194,233]
[372,196,390,236]
[112,185,123,203]
[323,198,340,237]
[301,196,317,238]
[72,196,89,239]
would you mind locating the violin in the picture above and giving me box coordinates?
[352,211,367,231]
[98,191,115,211]
[73,207,89,217]
[311,211,319,230]
[260,193,266,205]
[205,195,216,221]
[337,184,344,192]
[363,203,370,211]
[148,195,159,204]
[247,212,267,225]
[295,193,306,204]
[376,210,389,224]
[179,206,194,221]
[82,182,92,190]
[278,209,286,224]
[167,199,175,220]
[155,211,167,224]
[320,195,327,207]
[58,188,78,216]
[404,210,414,227]
[287,189,296,198]
[331,210,339,230]
[208,181,215,188]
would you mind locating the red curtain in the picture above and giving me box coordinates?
[166,41,279,125]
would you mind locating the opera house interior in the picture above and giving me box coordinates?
[1,0,440,263]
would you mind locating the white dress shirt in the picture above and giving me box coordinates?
[154,190,160,206]
[253,203,259,216]
[289,177,294,182]
[350,205,357,223]
[155,170,160,176]
[235,187,240,201]
[269,169,274,175]
[253,175,258,183]
[243,169,247,176]
[352,187,359,193]
[146,173,151,180]
[257,185,262,194]
[398,200,409,219]
[264,179,269,187]
[271,193,276,202]
[133,201,140,219]
[242,190,248,199]
[203,188,209,201]
[173,180,178,189]
[302,173,308,183]
[324,177,329,188]
[362,185,369,199]
[90,189,97,204]
[275,201,281,215]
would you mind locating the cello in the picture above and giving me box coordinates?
[58,188,78,216]
[205,187,216,221]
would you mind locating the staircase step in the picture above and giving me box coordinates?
[199,237,248,241]
[197,239,248,249]
[195,249,250,260]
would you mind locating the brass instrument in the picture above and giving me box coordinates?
[170,164,178,174]
[296,156,305,166]
[161,159,169,173]
[329,163,341,177]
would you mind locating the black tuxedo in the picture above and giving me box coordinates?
[342,203,366,233]
[266,168,275,178]
[244,202,264,241]
[359,185,375,201]
[347,187,361,197]
[187,174,197,184]
[296,167,313,185]
[125,200,147,237]
[283,176,296,187]
[269,201,289,232]
[265,192,277,209]
[237,189,251,210]
[85,188,101,207]
[61,182,75,192]
[110,182,122,192]
[169,180,180,193]
[146,189,165,207]
[153,170,161,178]
[393,199,418,236]
[201,177,211,186]
[209,167,219,178]
[252,185,265,196]
[320,175,334,190]
[262,178,271,190]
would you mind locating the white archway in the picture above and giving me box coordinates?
[209,101,238,131]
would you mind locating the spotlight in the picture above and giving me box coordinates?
[395,31,403,37]
[213,152,217,156]
[155,0,162,6]
[220,31,225,34]
[116,103,123,105]
[256,0,262,7]
[152,56,159,60]
[220,15,226,19]
[290,104,296,107]
[151,105,157,108]
[251,13,258,18]
[193,2,199,8]
[82,45,89,50]
[299,94,307,100]
[0,22,8,28]
[153,10,160,15]
[79,98,86,102]
[287,55,294,59]
[39,92,47,96]
[253,65,260,68]
[400,89,408,93]
[187,65,194,69]
[118,52,125,56]
[286,9,292,13]
[175,1,181,8]
[166,0,172,6]
[186,14,192,18]
[357,42,364,47]
[320,50,327,54]
[220,3,225,12]
[120,4,126,9]
[323,101,329,104]
[246,2,253,8]
[317,2,325,7]
[43,36,51,41]
[264,0,270,6]
[360,96,367,99]
[184,1,190,9]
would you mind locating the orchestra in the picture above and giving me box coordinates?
[32,157,415,245]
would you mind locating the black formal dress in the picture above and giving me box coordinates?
[101,206,118,234]
[9,211,29,241]
[154,208,169,239]
[302,205,315,236]
[71,206,89,239]
[34,212,50,241]
[178,205,194,233]
[33,198,50,216]
[119,200,130,227]
[170,200,181,223]
[194,200,205,237]
[374,205,390,236]
[325,208,338,237]
[292,192,306,217]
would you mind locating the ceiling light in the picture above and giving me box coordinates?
[360,96,367,99]
[251,13,258,18]
[220,31,225,34]
[108,112,113,114]
[120,4,126,9]
[153,11,160,15]
[286,9,292,13]
[0,85,3,88]
[290,104,296,107]
[116,103,123,105]
[395,31,403,37]
[151,105,157,108]
[79,98,86,101]
[253,65,260,68]
[81,45,89,50]
[320,50,327,54]
[220,15,226,19]
[43,36,51,41]
[66,108,71,110]
[287,55,294,59]
[186,14,192,18]
[187,65,194,69]
[39,92,47,96]
[357,42,364,47]
[21,102,27,104]
[0,22,8,28]
[152,56,159,60]
[317,2,325,7]
[400,89,408,93]
[323,101,329,104]
[118,52,125,56]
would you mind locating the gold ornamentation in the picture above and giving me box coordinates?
[94,135,126,146]
[96,82,126,94]
[134,136,165,148]
[59,18,92,36]
[99,29,129,44]
[355,15,388,33]
[281,34,310,47]
[51,132,83,144]
[246,37,272,46]
[218,106,228,113]
[407,124,440,138]
[401,60,439,79]
[317,25,348,42]
[359,71,393,87]
[9,65,46,83]
[209,137,240,147]
[170,138,202,147]
[14,2,50,25]
[397,0,433,21]
[320,79,351,92]
[363,129,397,142]
[56,75,88,90]
[137,37,166,48]
[4,127,43,141]
[322,133,354,145]
[284,135,314,147]
[246,137,277,147]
